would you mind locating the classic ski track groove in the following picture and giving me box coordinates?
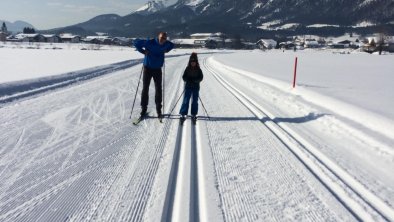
[161,119,205,222]
[204,58,394,222]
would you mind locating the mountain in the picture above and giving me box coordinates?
[46,0,394,39]
[134,0,178,15]
[0,20,35,33]
[135,1,166,15]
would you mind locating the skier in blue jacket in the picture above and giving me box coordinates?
[134,32,174,118]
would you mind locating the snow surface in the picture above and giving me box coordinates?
[212,50,394,123]
[0,46,393,221]
[0,42,190,84]
[258,21,301,30]
[0,46,134,83]
[307,24,341,28]
[185,0,204,7]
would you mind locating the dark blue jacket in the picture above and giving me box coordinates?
[183,66,203,89]
[133,38,174,69]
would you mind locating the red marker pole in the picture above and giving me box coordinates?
[292,57,298,88]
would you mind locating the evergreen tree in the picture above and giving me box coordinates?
[23,27,36,34]
[1,22,7,33]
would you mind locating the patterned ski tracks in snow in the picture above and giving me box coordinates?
[0,57,187,221]
[204,58,394,221]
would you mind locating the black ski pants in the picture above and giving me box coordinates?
[141,66,162,113]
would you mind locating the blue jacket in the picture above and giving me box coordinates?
[133,38,174,69]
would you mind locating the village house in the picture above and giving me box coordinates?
[257,39,277,50]
[173,32,226,48]
[60,33,81,43]
[84,36,113,45]
[304,39,320,48]
[15,33,46,42]
[43,34,61,43]
[279,41,296,50]
[112,37,132,46]
[327,42,346,49]
[359,36,384,53]
[172,38,203,48]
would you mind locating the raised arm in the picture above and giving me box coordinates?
[133,39,147,54]
[165,41,174,53]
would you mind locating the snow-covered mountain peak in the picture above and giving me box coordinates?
[134,0,178,15]
[135,1,164,15]
[184,0,204,7]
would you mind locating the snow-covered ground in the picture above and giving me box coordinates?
[0,42,195,84]
[0,46,393,221]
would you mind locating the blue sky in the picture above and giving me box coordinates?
[0,0,148,29]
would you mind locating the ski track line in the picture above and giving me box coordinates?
[0,117,129,199]
[193,118,223,222]
[200,111,261,220]
[0,59,141,104]
[76,67,154,221]
[20,136,138,222]
[0,147,109,221]
[30,62,170,221]
[81,127,154,222]
[209,60,366,219]
[113,84,182,221]
[159,55,230,222]
[61,127,149,222]
[0,62,142,198]
[161,120,200,222]
[0,122,139,213]
[159,61,193,222]
[88,61,185,222]
[0,125,58,200]
[0,55,195,220]
[0,68,136,196]
[203,57,309,220]
[0,128,26,178]
[161,118,217,222]
[205,59,394,222]
[1,118,125,191]
[210,58,394,157]
[0,126,144,221]
[0,108,78,181]
[160,120,184,222]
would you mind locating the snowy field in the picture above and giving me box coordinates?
[0,45,393,221]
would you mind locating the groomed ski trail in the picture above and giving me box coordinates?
[203,56,394,221]
[1,53,393,222]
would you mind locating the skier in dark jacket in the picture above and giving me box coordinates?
[133,32,174,118]
[179,52,204,122]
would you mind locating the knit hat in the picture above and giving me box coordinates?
[189,52,198,62]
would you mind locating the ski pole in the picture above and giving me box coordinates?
[163,60,165,114]
[168,88,186,118]
[198,96,210,120]
[129,65,144,119]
